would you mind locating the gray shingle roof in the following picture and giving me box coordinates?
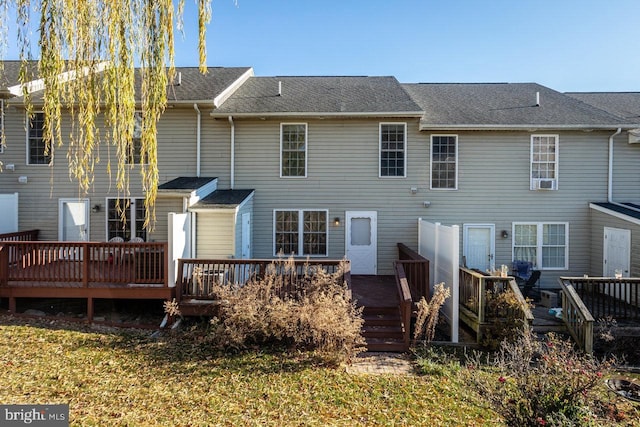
[212,76,423,116]
[1,62,251,103]
[0,61,38,96]
[164,67,251,102]
[158,177,217,192]
[192,189,254,209]
[402,83,625,129]
[565,92,640,124]
[591,202,640,220]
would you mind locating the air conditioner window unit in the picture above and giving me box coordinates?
[532,179,557,190]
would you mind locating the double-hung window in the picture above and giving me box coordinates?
[127,112,144,164]
[107,198,147,241]
[531,135,558,190]
[431,135,457,189]
[379,123,406,177]
[274,209,327,256]
[27,112,51,165]
[280,123,307,177]
[513,222,568,270]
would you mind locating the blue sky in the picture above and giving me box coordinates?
[4,0,639,92]
[177,0,639,92]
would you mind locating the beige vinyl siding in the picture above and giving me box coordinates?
[200,117,233,188]
[589,209,640,277]
[0,105,211,241]
[612,133,640,200]
[232,118,427,273]
[436,131,609,288]
[148,198,184,242]
[196,212,235,258]
[232,121,616,283]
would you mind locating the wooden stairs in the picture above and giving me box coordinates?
[362,306,409,352]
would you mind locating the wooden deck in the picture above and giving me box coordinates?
[0,235,173,321]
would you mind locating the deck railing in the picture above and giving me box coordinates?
[559,277,640,353]
[0,229,40,242]
[393,261,413,350]
[0,230,40,265]
[397,243,430,302]
[459,267,533,341]
[558,280,595,353]
[0,241,167,287]
[175,258,350,303]
[560,277,640,321]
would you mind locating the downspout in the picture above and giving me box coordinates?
[194,104,201,177]
[228,115,235,189]
[607,128,622,203]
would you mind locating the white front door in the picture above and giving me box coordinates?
[241,212,251,259]
[346,211,377,275]
[463,224,495,271]
[604,227,630,278]
[59,199,90,241]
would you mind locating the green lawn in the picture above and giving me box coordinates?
[0,315,498,426]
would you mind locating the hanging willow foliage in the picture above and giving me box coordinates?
[0,0,212,229]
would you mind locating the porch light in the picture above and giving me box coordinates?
[501,230,509,239]
[333,217,341,226]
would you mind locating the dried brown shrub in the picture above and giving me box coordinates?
[209,258,365,361]
[413,282,451,343]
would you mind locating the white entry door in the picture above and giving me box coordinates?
[0,193,18,233]
[346,211,377,275]
[603,227,630,277]
[241,212,251,259]
[59,199,90,241]
[463,224,495,271]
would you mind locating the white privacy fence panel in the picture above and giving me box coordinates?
[168,212,192,287]
[418,219,460,343]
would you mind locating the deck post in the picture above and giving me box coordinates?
[87,297,94,321]
[82,244,90,287]
[163,243,169,287]
[0,244,8,286]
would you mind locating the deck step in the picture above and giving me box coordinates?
[361,305,407,351]
[363,325,404,339]
[366,338,408,352]
[363,306,401,315]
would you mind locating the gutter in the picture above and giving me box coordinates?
[194,103,201,177]
[605,127,640,214]
[418,124,629,131]
[210,111,425,119]
[228,116,235,189]
[607,128,622,203]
